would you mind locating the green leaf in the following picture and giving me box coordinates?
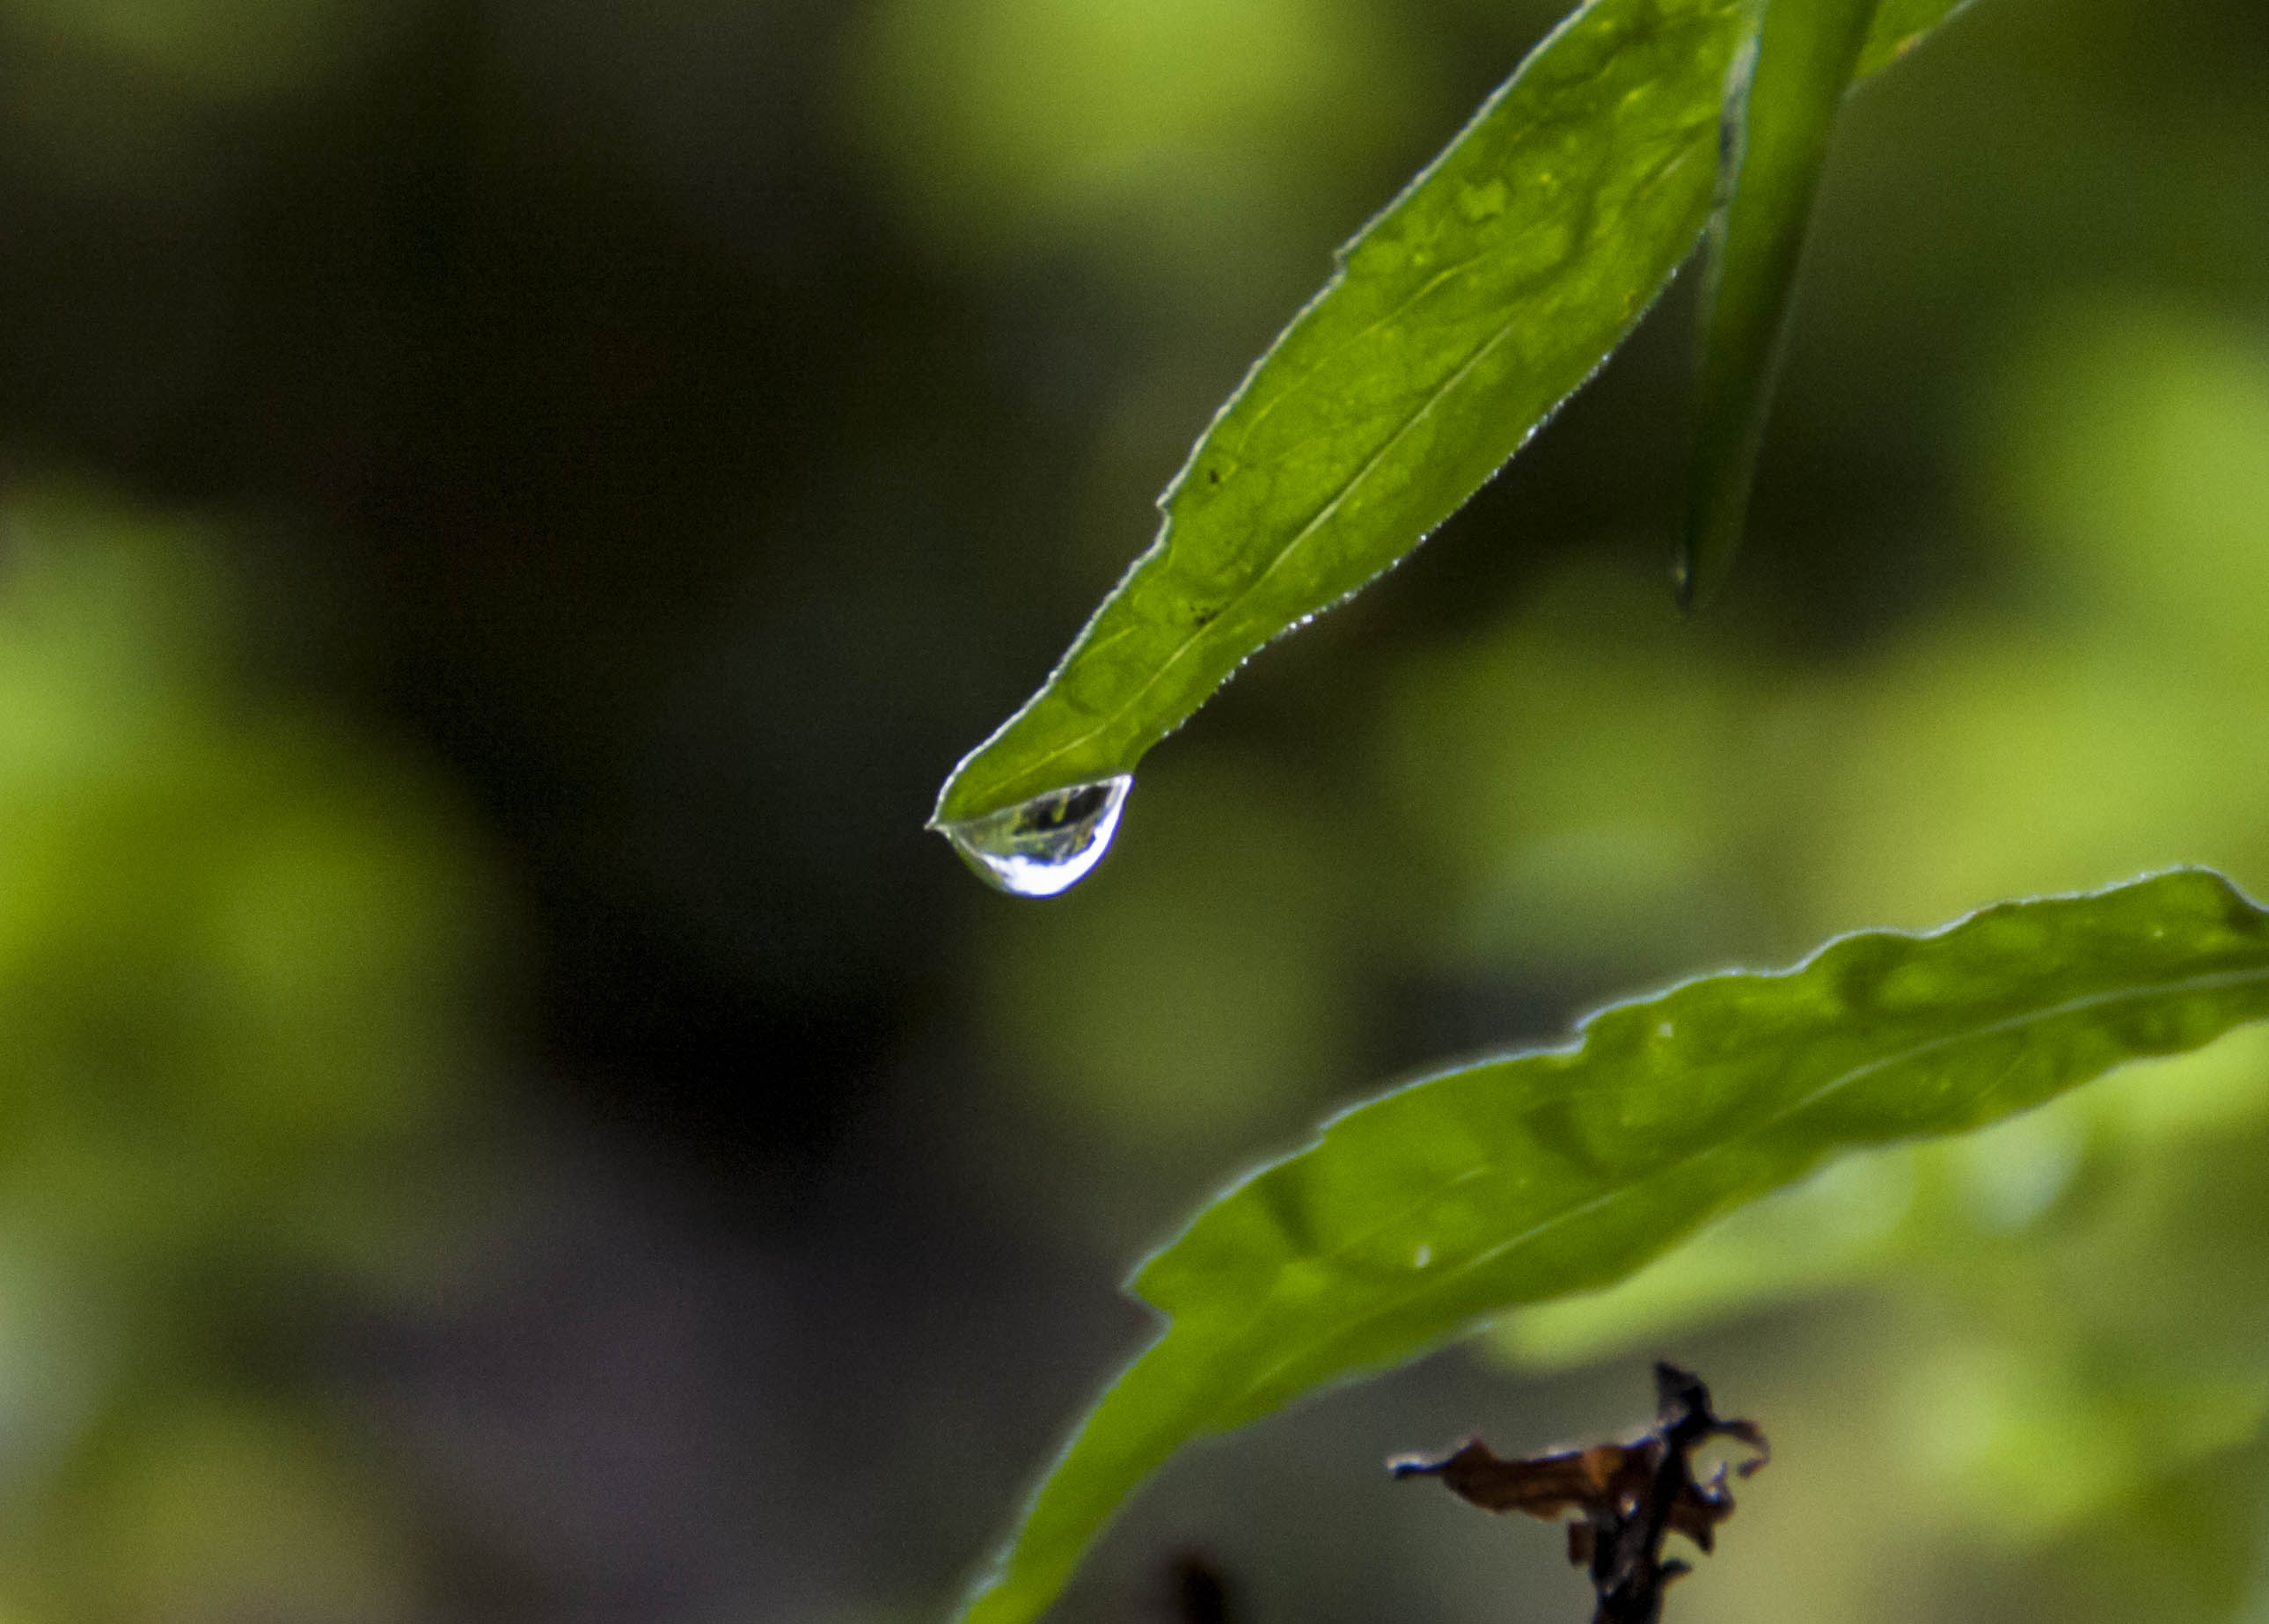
[933,0,1966,828]
[954,869,2269,1624]
[1677,0,1885,608]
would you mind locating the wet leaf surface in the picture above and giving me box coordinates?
[934,0,1967,830]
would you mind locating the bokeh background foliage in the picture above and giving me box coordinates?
[2,0,2269,1621]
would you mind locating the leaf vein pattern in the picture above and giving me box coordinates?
[998,145,1700,798]
[1213,962,2269,1420]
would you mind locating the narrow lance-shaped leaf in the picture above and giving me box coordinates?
[952,869,2269,1624]
[932,0,1966,849]
[1677,0,1885,608]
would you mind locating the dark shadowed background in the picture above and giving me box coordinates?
[5,0,2269,1620]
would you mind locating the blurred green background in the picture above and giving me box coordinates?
[2,0,2268,1619]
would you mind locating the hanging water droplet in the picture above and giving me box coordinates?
[934,775,1132,897]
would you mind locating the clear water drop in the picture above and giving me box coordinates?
[934,775,1132,898]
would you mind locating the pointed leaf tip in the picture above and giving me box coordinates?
[1680,0,1884,609]
[937,0,1966,835]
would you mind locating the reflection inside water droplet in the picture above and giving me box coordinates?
[934,775,1133,897]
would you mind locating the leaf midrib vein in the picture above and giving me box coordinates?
[1211,958,2269,1421]
[988,147,1707,806]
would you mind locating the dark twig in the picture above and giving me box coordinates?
[1390,1364,1768,1624]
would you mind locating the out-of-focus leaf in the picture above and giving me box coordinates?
[933,0,1966,829]
[1678,0,1884,607]
[952,870,2269,1624]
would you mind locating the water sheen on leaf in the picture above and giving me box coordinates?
[952,870,2269,1624]
[933,0,1966,830]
